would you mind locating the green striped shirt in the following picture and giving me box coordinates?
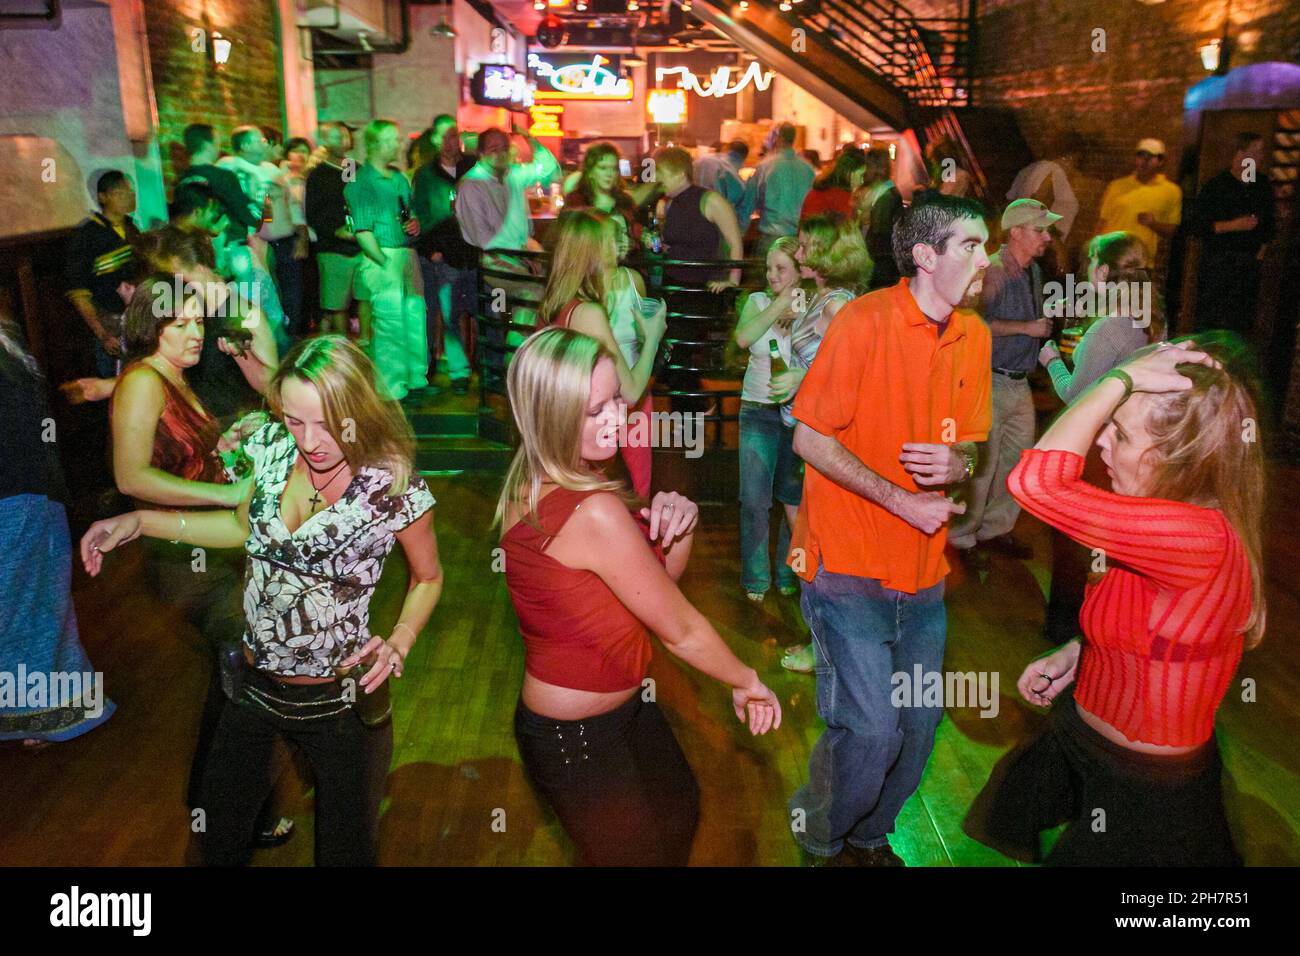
[343,163,414,249]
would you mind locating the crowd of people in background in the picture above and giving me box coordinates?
[8,110,1269,867]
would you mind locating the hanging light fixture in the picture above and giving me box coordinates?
[779,0,791,9]
[430,1,456,39]
[533,0,546,10]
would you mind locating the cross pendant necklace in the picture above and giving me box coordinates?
[306,460,348,512]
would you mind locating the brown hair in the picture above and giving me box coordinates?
[1138,333,1266,647]
[652,146,693,182]
[122,272,205,363]
[1086,230,1165,342]
[799,212,872,292]
[537,209,613,326]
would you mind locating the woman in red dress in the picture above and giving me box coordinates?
[965,335,1264,865]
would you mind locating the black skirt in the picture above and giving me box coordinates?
[963,687,1241,866]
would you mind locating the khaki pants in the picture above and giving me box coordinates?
[357,248,427,401]
[948,373,1035,549]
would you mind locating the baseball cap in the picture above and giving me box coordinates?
[1001,198,1063,231]
[1135,138,1166,157]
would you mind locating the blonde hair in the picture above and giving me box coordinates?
[537,210,613,325]
[767,235,800,272]
[1138,334,1266,648]
[268,335,416,495]
[494,327,630,531]
[799,212,872,292]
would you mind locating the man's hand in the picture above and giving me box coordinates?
[101,335,123,358]
[893,490,965,534]
[403,217,420,238]
[900,442,967,486]
[293,235,310,260]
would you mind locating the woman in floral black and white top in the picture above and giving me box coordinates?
[81,335,443,866]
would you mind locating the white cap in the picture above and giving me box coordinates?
[1135,138,1166,157]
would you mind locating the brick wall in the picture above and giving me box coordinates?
[140,0,286,191]
[911,0,1300,234]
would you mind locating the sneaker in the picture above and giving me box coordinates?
[745,590,766,603]
[777,582,799,597]
[780,643,816,673]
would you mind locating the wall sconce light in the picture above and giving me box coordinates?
[212,31,232,67]
[1199,38,1222,72]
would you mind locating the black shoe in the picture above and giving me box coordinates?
[800,847,852,867]
[250,817,295,849]
[843,842,905,867]
[982,533,1033,560]
[451,378,470,396]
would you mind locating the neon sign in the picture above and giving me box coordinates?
[656,61,774,98]
[528,104,564,138]
[528,52,633,100]
[647,88,687,124]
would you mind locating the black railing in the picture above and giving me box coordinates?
[473,250,769,450]
[763,0,973,109]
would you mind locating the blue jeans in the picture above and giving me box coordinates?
[418,256,474,382]
[738,402,802,593]
[789,567,947,856]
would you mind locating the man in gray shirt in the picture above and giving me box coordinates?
[949,199,1059,560]
[740,123,815,257]
[694,140,748,222]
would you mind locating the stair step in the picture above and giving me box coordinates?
[406,411,484,436]
[415,435,513,473]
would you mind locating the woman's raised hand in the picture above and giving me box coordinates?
[1121,340,1219,395]
[80,513,143,577]
[732,674,782,735]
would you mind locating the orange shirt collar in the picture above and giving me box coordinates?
[896,277,969,344]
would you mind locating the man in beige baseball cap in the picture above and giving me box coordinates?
[948,199,1057,563]
[1097,137,1182,261]
[1002,197,1063,232]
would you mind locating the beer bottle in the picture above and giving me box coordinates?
[769,338,789,377]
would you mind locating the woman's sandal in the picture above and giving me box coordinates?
[780,643,816,674]
[251,817,295,849]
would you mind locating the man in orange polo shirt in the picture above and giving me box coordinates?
[787,193,992,865]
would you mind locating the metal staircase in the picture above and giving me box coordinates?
[685,0,1022,203]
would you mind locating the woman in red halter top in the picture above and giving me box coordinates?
[110,274,290,849]
[966,335,1265,865]
[498,326,781,866]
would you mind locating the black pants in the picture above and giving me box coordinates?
[268,235,306,337]
[1043,528,1089,644]
[963,688,1241,866]
[199,666,393,866]
[515,694,700,866]
[143,540,247,811]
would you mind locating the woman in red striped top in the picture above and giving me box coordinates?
[965,335,1264,866]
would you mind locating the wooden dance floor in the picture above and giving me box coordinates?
[2,456,1298,866]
